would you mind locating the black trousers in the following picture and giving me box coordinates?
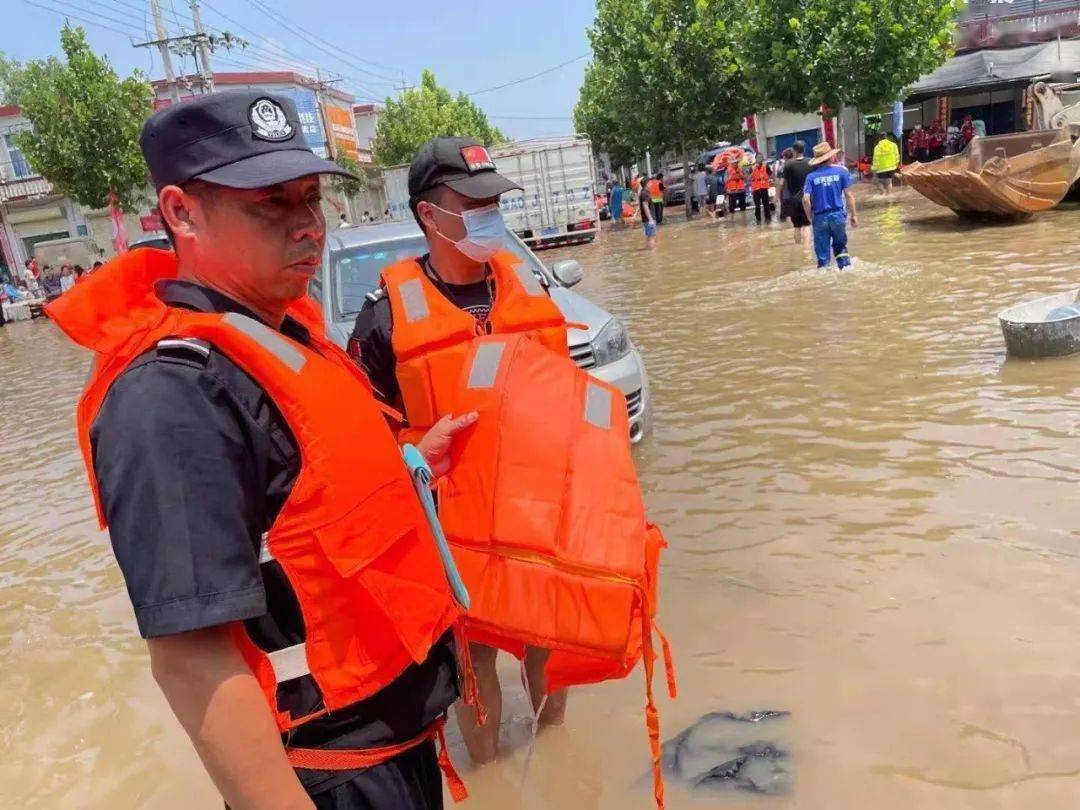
[728,192,747,212]
[311,742,443,810]
[229,742,444,810]
[753,189,772,222]
[652,201,664,224]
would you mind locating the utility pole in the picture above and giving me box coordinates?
[314,69,337,160]
[150,0,180,103]
[313,70,354,223]
[189,0,215,93]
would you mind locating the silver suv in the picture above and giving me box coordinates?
[311,221,652,442]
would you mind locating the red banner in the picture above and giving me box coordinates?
[139,213,164,232]
[109,192,129,254]
[821,106,836,147]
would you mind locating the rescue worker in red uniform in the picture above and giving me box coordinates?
[907,124,930,163]
[350,137,572,765]
[47,91,477,810]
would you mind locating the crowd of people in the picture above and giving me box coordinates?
[905,115,980,163]
[601,136,858,269]
[0,256,107,326]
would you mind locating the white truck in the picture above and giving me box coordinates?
[382,136,600,249]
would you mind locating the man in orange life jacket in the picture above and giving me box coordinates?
[47,91,477,810]
[749,153,773,224]
[349,137,571,765]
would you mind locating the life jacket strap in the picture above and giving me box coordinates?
[640,605,666,810]
[653,622,677,700]
[453,622,487,726]
[285,715,468,802]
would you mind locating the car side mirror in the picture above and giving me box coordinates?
[551,259,583,288]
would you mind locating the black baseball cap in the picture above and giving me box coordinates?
[408,136,521,200]
[139,89,358,190]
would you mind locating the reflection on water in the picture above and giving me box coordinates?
[6,189,1080,808]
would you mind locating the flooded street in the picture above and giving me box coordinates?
[6,187,1080,808]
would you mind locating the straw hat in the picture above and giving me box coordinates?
[809,142,840,166]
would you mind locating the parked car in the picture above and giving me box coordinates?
[128,232,172,251]
[312,221,652,442]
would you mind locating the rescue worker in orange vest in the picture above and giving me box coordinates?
[726,158,748,213]
[749,153,773,224]
[47,91,477,810]
[349,137,572,765]
[647,172,666,224]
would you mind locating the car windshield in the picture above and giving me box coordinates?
[330,231,550,321]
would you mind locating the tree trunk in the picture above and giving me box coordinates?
[683,146,692,220]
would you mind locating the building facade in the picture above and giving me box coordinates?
[351,103,381,165]
[0,105,158,280]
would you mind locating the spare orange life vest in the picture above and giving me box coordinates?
[381,251,567,439]
[439,333,675,808]
[647,178,663,202]
[726,167,746,193]
[751,163,771,192]
[47,249,466,791]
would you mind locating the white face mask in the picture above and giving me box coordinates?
[427,202,507,262]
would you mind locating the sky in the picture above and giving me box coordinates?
[3,0,595,140]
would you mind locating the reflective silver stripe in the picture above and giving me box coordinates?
[584,382,612,429]
[399,278,429,322]
[157,338,211,358]
[258,532,273,565]
[467,341,505,389]
[222,313,306,373]
[266,644,310,683]
[513,264,544,296]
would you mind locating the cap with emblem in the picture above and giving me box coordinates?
[140,89,358,190]
[408,136,522,200]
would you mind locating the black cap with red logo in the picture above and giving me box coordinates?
[408,136,521,200]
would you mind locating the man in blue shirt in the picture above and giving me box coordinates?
[802,142,858,269]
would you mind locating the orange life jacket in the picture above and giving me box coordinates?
[438,333,675,808]
[46,249,467,793]
[726,168,746,193]
[647,178,663,201]
[751,163,771,192]
[381,251,567,439]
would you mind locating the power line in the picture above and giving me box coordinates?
[23,0,137,37]
[468,54,587,96]
[97,0,158,26]
[239,0,402,84]
[166,0,188,33]
[24,0,384,107]
[193,0,389,99]
[29,0,146,35]
[242,0,402,77]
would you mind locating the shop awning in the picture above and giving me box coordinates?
[904,39,1080,102]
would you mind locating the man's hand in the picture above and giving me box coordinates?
[417,412,479,477]
[849,213,858,228]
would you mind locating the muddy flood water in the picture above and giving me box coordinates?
[5,188,1080,809]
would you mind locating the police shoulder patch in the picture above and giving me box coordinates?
[156,337,212,365]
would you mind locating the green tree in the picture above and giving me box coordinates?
[0,54,26,105]
[372,70,505,166]
[574,0,752,217]
[740,0,961,115]
[328,155,376,199]
[13,26,152,211]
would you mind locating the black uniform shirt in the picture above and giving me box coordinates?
[90,279,457,792]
